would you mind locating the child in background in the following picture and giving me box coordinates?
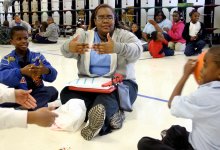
[148,31,174,58]
[0,20,11,45]
[131,23,143,40]
[182,9,206,56]
[138,46,220,150]
[164,11,186,51]
[0,26,58,109]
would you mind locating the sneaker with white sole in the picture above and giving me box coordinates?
[81,104,106,140]
[109,110,125,129]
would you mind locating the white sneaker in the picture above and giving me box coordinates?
[81,104,106,140]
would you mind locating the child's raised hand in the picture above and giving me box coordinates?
[148,19,157,26]
[183,59,197,76]
[69,35,89,54]
[92,33,114,54]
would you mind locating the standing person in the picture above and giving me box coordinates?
[142,10,172,43]
[182,9,206,56]
[148,31,174,58]
[164,11,186,51]
[60,4,142,140]
[0,20,11,45]
[34,17,59,44]
[0,83,58,129]
[0,26,58,109]
[10,15,32,34]
[138,47,220,150]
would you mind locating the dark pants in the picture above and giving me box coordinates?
[0,86,58,110]
[159,46,174,56]
[60,80,138,135]
[138,125,194,150]
[31,86,58,109]
[34,34,57,44]
[184,40,206,56]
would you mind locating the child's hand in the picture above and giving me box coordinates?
[148,19,157,26]
[15,89,37,109]
[190,36,197,41]
[69,35,89,54]
[38,61,50,75]
[163,27,169,32]
[92,33,114,54]
[183,59,197,76]
[27,107,58,127]
[20,64,36,77]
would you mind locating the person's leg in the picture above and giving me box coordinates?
[184,42,196,56]
[163,46,174,56]
[175,42,186,51]
[31,86,58,109]
[162,125,194,150]
[60,86,97,109]
[81,80,138,139]
[34,34,57,44]
[195,40,206,54]
[138,137,174,150]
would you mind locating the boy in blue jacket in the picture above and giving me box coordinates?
[0,26,58,109]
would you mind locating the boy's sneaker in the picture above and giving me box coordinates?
[161,129,167,139]
[109,110,125,129]
[81,104,106,140]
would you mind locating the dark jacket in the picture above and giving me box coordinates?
[182,22,206,44]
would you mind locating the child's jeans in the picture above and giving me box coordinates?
[160,46,174,56]
[184,40,206,56]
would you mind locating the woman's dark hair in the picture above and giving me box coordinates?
[154,10,166,21]
[189,9,199,17]
[40,21,48,32]
[150,31,158,41]
[89,4,120,29]
[208,46,220,67]
[10,26,27,39]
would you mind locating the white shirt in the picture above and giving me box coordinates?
[143,19,172,34]
[0,83,27,129]
[171,81,220,150]
[189,22,201,37]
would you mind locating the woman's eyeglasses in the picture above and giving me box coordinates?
[96,16,114,22]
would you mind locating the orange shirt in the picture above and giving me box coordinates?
[148,39,168,58]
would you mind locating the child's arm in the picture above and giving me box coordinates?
[168,59,197,108]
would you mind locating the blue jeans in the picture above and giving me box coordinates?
[60,80,138,135]
[184,40,206,56]
[160,46,174,56]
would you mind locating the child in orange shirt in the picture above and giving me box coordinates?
[148,31,174,58]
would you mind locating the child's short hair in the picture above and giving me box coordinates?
[189,9,199,17]
[208,47,220,67]
[10,26,28,39]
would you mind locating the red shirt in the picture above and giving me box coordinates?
[148,39,168,58]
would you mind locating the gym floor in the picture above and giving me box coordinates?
[0,38,205,150]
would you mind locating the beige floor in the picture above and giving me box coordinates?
[0,38,202,150]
